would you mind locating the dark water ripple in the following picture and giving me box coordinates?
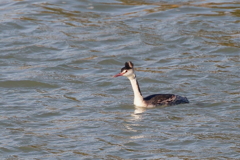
[0,0,240,159]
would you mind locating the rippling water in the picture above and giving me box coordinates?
[0,0,240,159]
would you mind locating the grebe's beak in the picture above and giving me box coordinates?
[113,72,124,77]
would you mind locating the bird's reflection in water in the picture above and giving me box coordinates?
[131,106,146,120]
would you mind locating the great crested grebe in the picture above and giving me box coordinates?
[113,61,189,107]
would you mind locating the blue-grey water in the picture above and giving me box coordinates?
[0,0,239,159]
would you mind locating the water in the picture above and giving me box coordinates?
[0,0,239,159]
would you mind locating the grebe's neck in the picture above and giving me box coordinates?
[127,74,146,107]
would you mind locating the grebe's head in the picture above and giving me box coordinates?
[113,61,135,78]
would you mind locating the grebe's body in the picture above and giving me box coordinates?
[113,61,189,107]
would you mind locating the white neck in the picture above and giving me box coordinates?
[127,74,146,107]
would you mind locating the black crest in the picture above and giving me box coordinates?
[120,61,134,72]
[125,61,134,69]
